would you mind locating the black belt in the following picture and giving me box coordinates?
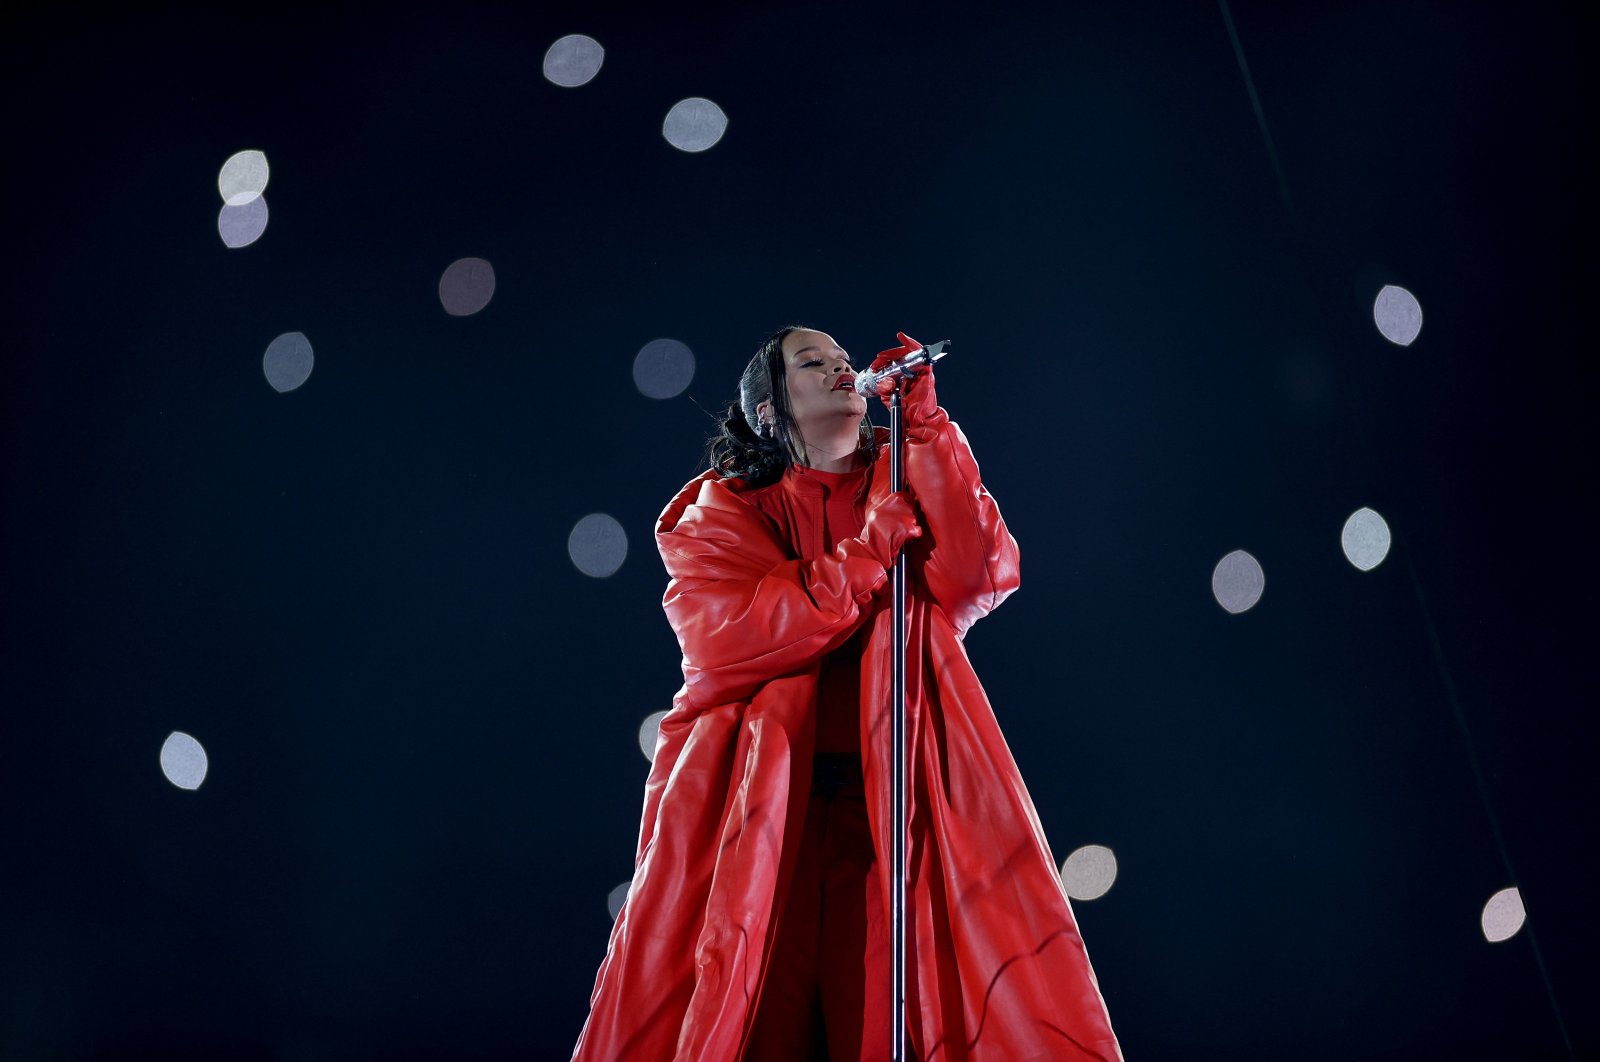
[811,753,863,798]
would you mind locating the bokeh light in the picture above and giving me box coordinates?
[217,149,269,206]
[1374,284,1423,346]
[1212,549,1265,614]
[1341,507,1392,571]
[569,513,628,578]
[160,732,208,790]
[1481,886,1526,943]
[217,196,269,249]
[1060,844,1118,901]
[543,34,604,87]
[663,98,728,152]
[633,338,696,399]
[638,709,668,762]
[263,332,315,393]
[439,257,496,316]
[607,880,632,921]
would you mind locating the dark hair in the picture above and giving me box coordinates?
[703,325,878,487]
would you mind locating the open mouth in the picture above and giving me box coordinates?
[833,375,856,392]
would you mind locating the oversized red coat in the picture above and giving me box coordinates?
[574,398,1121,1060]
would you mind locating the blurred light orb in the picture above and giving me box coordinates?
[1374,284,1423,346]
[1060,844,1118,901]
[638,709,668,762]
[633,338,696,399]
[607,880,632,920]
[218,149,270,206]
[569,513,628,578]
[439,257,496,316]
[544,34,604,87]
[1481,886,1526,943]
[218,195,269,249]
[663,98,728,152]
[263,332,315,393]
[1341,507,1392,571]
[160,731,208,790]
[1212,549,1265,614]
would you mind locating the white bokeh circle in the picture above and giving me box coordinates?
[263,332,315,393]
[439,257,496,317]
[160,731,209,790]
[1374,285,1423,346]
[218,196,269,249]
[569,513,628,578]
[1341,507,1392,571]
[1481,886,1526,943]
[633,338,696,399]
[544,34,604,87]
[638,709,668,762]
[218,149,269,206]
[1060,844,1118,901]
[607,880,632,920]
[663,98,729,152]
[1212,549,1265,614]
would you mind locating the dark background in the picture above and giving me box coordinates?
[2,1,1592,1058]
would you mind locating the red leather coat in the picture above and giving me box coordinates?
[574,382,1121,1061]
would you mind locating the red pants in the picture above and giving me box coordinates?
[746,776,893,1061]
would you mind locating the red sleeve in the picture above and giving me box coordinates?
[901,379,1021,637]
[657,485,893,709]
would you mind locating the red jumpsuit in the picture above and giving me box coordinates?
[574,360,1122,1061]
[741,462,888,1059]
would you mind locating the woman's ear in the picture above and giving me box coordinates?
[754,399,774,430]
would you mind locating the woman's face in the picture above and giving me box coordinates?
[772,328,866,437]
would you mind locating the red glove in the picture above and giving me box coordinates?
[869,330,939,427]
[856,490,922,569]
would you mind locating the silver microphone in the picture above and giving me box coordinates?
[852,339,950,395]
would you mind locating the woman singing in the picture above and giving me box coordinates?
[573,327,1121,1061]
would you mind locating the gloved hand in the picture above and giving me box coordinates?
[869,331,939,427]
[856,490,923,569]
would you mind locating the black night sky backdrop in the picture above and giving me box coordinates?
[2,2,1593,1059]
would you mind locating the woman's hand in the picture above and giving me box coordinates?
[858,490,923,569]
[869,331,939,426]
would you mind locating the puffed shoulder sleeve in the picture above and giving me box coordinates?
[655,475,896,709]
[902,392,1021,637]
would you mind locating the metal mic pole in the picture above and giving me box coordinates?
[867,339,945,1061]
[876,343,947,1055]
[889,379,908,1062]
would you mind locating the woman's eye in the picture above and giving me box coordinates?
[804,360,823,367]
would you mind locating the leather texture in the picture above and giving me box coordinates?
[573,358,1122,1061]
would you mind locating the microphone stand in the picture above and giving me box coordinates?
[882,339,946,1062]
[889,378,908,1062]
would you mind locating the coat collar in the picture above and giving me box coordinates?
[656,425,894,539]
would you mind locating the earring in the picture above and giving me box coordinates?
[759,419,774,438]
